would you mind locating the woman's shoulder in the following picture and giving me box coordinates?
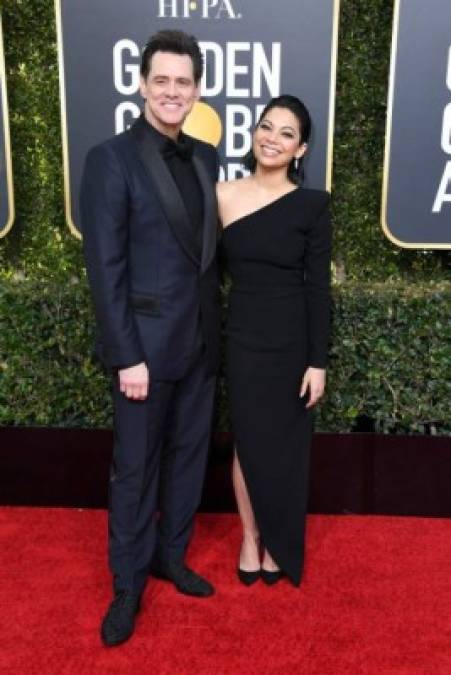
[216,176,249,193]
[299,187,331,205]
[297,188,331,220]
[217,176,251,195]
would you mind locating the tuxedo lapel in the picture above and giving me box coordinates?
[192,154,218,275]
[130,117,200,268]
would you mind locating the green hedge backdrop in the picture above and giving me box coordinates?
[0,0,450,433]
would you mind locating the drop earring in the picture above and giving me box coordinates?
[294,157,300,171]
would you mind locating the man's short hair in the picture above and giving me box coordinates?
[141,30,203,84]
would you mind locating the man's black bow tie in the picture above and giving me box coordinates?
[161,136,194,161]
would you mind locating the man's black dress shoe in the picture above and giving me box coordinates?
[237,567,260,586]
[151,561,214,597]
[101,590,141,647]
[260,569,283,585]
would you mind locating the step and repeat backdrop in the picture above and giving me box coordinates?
[0,15,14,238]
[382,0,451,248]
[55,0,339,237]
[1,1,450,248]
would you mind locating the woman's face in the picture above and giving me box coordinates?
[252,106,306,171]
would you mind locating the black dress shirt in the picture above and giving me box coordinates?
[141,117,204,244]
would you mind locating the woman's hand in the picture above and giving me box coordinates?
[299,367,326,409]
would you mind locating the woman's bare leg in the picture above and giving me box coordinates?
[232,450,260,570]
[262,548,280,572]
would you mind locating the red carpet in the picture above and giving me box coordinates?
[0,509,450,674]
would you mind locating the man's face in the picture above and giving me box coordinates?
[139,51,200,137]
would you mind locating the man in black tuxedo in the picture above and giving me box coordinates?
[80,30,220,646]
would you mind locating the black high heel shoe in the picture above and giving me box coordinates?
[237,568,261,586]
[260,569,283,585]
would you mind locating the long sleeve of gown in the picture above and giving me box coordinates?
[304,194,332,368]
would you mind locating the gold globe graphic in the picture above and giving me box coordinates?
[183,101,223,147]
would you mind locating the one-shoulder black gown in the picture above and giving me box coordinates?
[221,187,332,585]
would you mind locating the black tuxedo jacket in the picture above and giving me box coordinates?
[80,115,221,380]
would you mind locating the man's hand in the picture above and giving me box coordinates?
[118,362,149,400]
[299,367,326,409]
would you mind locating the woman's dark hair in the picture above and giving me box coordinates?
[141,30,203,84]
[243,95,312,184]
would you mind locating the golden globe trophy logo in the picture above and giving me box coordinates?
[113,37,280,180]
[157,0,242,20]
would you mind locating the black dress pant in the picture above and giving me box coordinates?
[109,353,215,595]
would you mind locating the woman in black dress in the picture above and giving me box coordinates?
[217,95,332,586]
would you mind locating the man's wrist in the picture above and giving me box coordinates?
[117,360,146,372]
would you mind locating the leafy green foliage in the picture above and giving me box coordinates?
[0,0,82,280]
[317,283,451,434]
[1,279,449,433]
[0,278,111,426]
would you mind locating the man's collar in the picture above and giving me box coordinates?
[139,113,187,151]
